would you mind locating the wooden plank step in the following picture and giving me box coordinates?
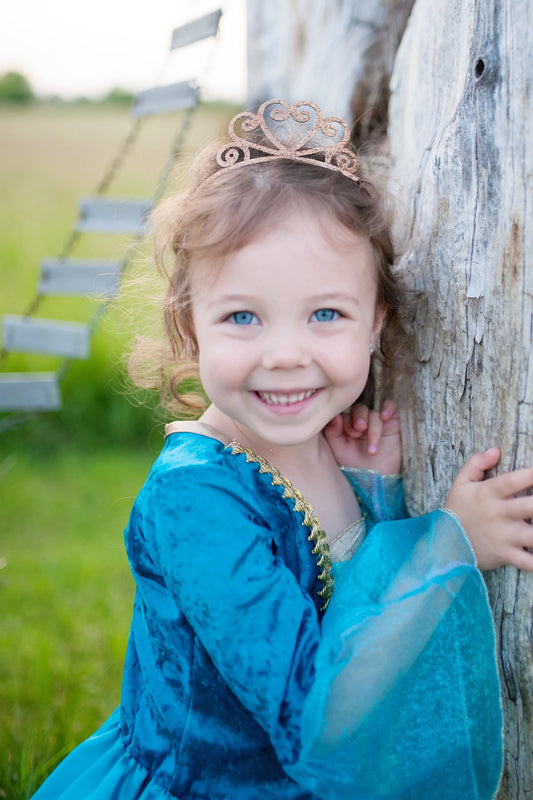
[131,80,199,118]
[39,258,123,297]
[0,373,61,411]
[75,198,152,235]
[170,9,222,50]
[2,316,90,359]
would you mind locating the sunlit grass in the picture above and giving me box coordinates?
[0,446,154,798]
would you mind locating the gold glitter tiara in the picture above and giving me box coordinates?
[210,98,359,183]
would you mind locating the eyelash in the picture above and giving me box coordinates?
[310,308,341,322]
[227,311,258,325]
[225,308,342,325]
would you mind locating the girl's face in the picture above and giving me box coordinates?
[190,208,385,452]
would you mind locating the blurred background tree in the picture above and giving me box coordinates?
[0,71,35,103]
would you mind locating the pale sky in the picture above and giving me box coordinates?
[1,0,247,101]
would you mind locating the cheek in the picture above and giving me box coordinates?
[197,347,242,396]
[198,351,223,385]
[328,335,371,375]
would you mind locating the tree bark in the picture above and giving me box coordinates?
[246,0,414,137]
[388,1,533,796]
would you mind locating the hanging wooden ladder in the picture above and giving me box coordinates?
[0,10,222,415]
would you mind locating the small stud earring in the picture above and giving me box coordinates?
[369,344,374,354]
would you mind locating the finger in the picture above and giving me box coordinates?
[380,399,398,421]
[515,522,533,548]
[350,404,370,433]
[502,495,533,521]
[366,411,383,455]
[487,467,533,500]
[455,448,501,485]
[504,546,533,572]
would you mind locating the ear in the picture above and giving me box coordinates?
[372,303,387,340]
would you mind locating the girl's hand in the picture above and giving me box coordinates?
[445,447,533,571]
[324,399,402,475]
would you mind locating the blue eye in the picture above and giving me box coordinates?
[228,311,258,325]
[311,308,340,322]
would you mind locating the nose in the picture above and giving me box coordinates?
[261,328,311,370]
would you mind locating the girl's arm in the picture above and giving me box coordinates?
[137,448,501,799]
[324,399,402,475]
[327,405,533,572]
[445,447,533,571]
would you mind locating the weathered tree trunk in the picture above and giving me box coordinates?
[246,0,414,138]
[388,1,533,796]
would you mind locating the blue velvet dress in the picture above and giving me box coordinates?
[32,431,503,800]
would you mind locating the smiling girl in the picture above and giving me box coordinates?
[32,100,533,800]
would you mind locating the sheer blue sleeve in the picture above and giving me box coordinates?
[341,466,406,523]
[286,510,503,799]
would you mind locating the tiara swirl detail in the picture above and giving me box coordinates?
[211,99,360,183]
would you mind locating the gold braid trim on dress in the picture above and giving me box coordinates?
[226,441,333,612]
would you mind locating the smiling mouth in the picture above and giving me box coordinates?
[255,389,318,406]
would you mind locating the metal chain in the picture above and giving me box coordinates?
[0,107,150,366]
[93,116,144,196]
[153,102,196,203]
[4,16,220,335]
[152,28,221,203]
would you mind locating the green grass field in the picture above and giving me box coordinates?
[0,448,148,798]
[0,101,234,799]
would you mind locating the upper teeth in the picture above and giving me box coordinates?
[258,390,315,405]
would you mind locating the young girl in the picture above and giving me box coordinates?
[33,99,533,800]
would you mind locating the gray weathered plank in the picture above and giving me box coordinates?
[75,198,152,235]
[170,9,222,50]
[131,80,199,118]
[0,372,61,411]
[2,316,90,359]
[39,258,123,297]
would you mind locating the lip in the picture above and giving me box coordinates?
[252,388,322,414]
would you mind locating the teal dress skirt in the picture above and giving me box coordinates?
[32,431,503,799]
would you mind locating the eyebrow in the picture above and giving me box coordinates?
[309,292,361,306]
[206,294,255,308]
[206,291,362,308]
